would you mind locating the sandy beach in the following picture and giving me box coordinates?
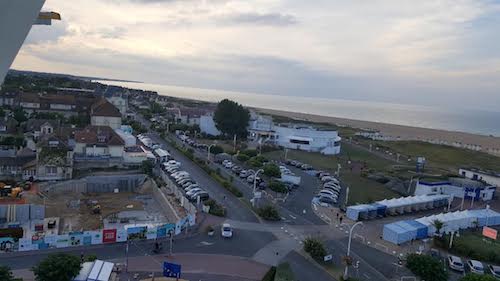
[255,108,500,154]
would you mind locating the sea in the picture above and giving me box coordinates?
[95,80,500,137]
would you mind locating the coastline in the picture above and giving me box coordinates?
[254,107,500,153]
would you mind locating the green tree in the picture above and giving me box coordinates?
[431,219,444,236]
[236,153,250,162]
[32,253,82,281]
[460,274,497,281]
[213,99,250,139]
[257,205,280,221]
[0,265,15,281]
[13,108,27,123]
[263,163,281,177]
[268,180,288,194]
[303,238,327,261]
[406,253,448,281]
[0,107,5,117]
[141,160,154,176]
[209,145,224,155]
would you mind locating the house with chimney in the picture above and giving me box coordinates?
[74,125,125,158]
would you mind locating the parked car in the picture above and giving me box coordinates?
[294,161,303,168]
[301,164,313,170]
[321,176,337,182]
[467,260,485,274]
[232,166,242,174]
[318,195,337,204]
[175,174,191,182]
[318,172,330,178]
[221,223,233,238]
[177,178,192,185]
[319,189,338,197]
[186,188,203,197]
[290,160,297,166]
[224,162,234,169]
[488,265,500,278]
[239,170,249,178]
[222,159,230,166]
[189,191,209,201]
[324,185,341,193]
[284,182,299,190]
[448,255,465,272]
[181,181,196,188]
[185,184,200,192]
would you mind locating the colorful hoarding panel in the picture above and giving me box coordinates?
[55,235,70,248]
[157,224,175,238]
[146,226,157,240]
[127,226,147,240]
[116,229,127,242]
[103,229,117,243]
[0,237,16,252]
[175,217,189,235]
[69,231,84,247]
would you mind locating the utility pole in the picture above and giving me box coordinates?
[125,240,129,273]
[252,169,264,207]
[344,186,350,207]
[449,231,455,249]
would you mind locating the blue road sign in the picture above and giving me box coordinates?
[163,261,181,278]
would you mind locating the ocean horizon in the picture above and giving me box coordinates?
[95,80,500,137]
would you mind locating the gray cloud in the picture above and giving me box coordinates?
[24,21,68,45]
[218,12,298,26]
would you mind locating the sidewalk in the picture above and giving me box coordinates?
[124,253,270,280]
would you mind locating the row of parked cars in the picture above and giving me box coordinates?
[448,255,500,278]
[161,160,210,202]
[221,160,269,189]
[283,159,342,205]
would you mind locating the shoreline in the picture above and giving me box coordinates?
[253,107,500,154]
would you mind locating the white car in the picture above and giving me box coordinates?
[324,185,341,192]
[319,189,338,197]
[224,162,234,169]
[488,265,500,279]
[467,260,485,274]
[186,188,203,196]
[185,184,200,192]
[321,176,337,182]
[319,192,338,199]
[448,255,465,272]
[221,223,233,238]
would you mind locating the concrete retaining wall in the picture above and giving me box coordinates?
[40,174,147,194]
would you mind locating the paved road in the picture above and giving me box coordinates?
[283,251,336,281]
[0,229,275,270]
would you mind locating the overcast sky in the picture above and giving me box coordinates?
[12,0,500,110]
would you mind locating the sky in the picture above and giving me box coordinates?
[12,0,500,111]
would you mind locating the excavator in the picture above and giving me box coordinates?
[0,183,23,198]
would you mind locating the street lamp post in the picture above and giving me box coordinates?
[253,169,264,207]
[207,144,216,162]
[344,222,363,280]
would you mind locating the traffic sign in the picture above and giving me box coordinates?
[163,261,181,278]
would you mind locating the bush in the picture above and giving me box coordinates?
[243,149,258,157]
[263,163,281,177]
[205,199,226,217]
[460,274,497,281]
[248,158,264,168]
[303,238,327,261]
[32,253,82,281]
[257,205,280,221]
[209,145,224,155]
[406,253,448,281]
[236,154,250,162]
[85,254,97,262]
[268,180,288,194]
[261,266,277,281]
[275,262,295,281]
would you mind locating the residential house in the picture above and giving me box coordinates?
[0,148,36,180]
[106,95,128,115]
[25,119,61,141]
[0,116,18,135]
[90,98,122,129]
[35,135,73,181]
[175,107,211,126]
[0,91,18,106]
[74,125,125,158]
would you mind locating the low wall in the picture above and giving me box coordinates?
[40,174,147,194]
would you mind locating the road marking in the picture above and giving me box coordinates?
[200,241,215,246]
[289,214,297,219]
[313,204,318,211]
[363,273,371,279]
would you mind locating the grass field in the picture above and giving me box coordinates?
[446,230,500,264]
[371,140,500,172]
[264,145,399,204]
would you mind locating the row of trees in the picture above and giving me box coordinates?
[1,253,83,281]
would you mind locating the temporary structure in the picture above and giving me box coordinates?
[383,208,500,245]
[346,194,450,221]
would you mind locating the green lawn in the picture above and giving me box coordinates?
[445,230,500,264]
[275,262,295,281]
[371,140,500,172]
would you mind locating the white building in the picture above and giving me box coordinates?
[274,125,341,155]
[415,177,496,201]
[199,114,221,136]
[74,126,125,158]
[459,168,500,187]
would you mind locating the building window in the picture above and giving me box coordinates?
[46,166,57,175]
[334,141,340,147]
[290,139,310,145]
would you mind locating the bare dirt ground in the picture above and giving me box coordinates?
[27,181,156,232]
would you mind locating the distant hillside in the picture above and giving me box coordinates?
[8,69,141,83]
